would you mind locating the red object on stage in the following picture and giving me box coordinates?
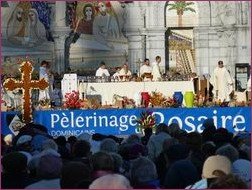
[141,92,150,107]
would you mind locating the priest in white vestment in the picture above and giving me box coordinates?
[39,61,50,101]
[151,56,162,81]
[140,59,152,81]
[95,61,110,77]
[211,61,233,102]
[119,63,132,81]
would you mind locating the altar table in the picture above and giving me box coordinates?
[85,81,194,105]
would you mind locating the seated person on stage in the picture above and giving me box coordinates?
[95,61,110,77]
[140,58,152,81]
[119,63,132,81]
[112,67,121,80]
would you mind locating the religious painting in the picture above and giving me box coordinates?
[68,1,121,39]
[6,2,53,47]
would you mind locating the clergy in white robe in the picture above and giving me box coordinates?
[211,61,233,102]
[119,63,132,81]
[151,56,162,81]
[95,61,110,77]
[39,61,50,101]
[140,59,152,81]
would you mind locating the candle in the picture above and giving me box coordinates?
[207,79,209,93]
[198,76,201,92]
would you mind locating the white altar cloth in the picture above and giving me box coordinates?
[85,81,194,105]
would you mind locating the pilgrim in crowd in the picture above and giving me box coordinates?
[1,118,250,189]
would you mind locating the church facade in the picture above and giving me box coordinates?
[1,1,251,77]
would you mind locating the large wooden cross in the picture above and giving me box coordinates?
[3,61,49,123]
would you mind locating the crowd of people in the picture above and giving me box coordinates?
[1,119,251,189]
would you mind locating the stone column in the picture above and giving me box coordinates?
[146,28,166,73]
[124,3,145,74]
[127,33,145,74]
[53,1,70,73]
[55,1,66,27]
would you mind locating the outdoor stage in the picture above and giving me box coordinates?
[1,107,250,138]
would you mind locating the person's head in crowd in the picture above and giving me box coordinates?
[31,134,50,152]
[126,134,141,144]
[209,174,247,189]
[201,141,216,160]
[213,128,232,148]
[109,152,123,173]
[78,132,91,142]
[68,135,77,143]
[175,130,188,144]
[89,174,132,189]
[100,138,118,153]
[186,132,202,152]
[129,156,158,188]
[68,135,77,146]
[67,136,77,153]
[202,118,216,142]
[37,154,62,179]
[32,123,49,134]
[91,151,114,179]
[167,122,181,137]
[162,137,179,152]
[55,136,67,146]
[215,144,239,163]
[232,159,251,187]
[16,135,32,145]
[131,143,147,160]
[163,160,199,189]
[60,162,91,189]
[41,139,58,152]
[143,127,153,137]
[156,123,169,134]
[107,135,124,144]
[165,143,190,164]
[72,140,91,158]
[119,142,147,161]
[15,135,33,152]
[4,134,13,146]
[202,155,231,182]
[92,133,107,141]
[2,152,28,174]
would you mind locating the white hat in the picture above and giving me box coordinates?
[16,135,32,145]
[202,155,231,179]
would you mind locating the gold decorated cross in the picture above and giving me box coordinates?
[3,61,49,123]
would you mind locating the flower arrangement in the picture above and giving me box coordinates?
[38,98,51,109]
[149,91,166,107]
[149,91,179,108]
[113,94,135,108]
[135,110,156,132]
[63,90,81,109]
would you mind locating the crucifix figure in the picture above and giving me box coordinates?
[3,61,49,123]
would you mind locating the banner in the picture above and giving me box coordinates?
[1,107,251,138]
